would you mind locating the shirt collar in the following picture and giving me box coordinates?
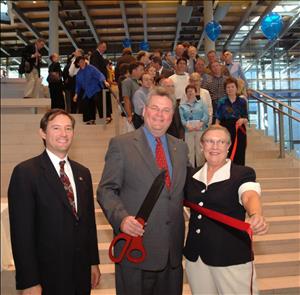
[192,159,231,186]
[142,126,167,144]
[46,149,69,167]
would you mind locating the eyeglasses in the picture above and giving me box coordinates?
[147,105,172,115]
[203,139,228,146]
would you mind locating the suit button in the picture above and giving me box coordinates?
[166,221,170,225]
[197,214,202,219]
[168,196,171,200]
[201,189,206,193]
[198,202,204,206]
[196,229,201,234]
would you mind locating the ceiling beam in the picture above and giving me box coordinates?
[120,1,130,40]
[257,12,300,59]
[0,46,11,56]
[142,2,148,43]
[240,1,279,49]
[58,15,79,49]
[76,0,99,44]
[11,2,49,51]
[16,30,30,45]
[223,1,257,49]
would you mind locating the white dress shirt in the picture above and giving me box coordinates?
[46,149,78,210]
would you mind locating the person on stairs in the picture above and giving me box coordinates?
[98,87,189,295]
[8,109,100,295]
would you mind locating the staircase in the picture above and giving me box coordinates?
[1,114,299,294]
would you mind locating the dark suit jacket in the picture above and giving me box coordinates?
[8,151,99,294]
[89,50,108,79]
[97,128,189,271]
[21,43,43,75]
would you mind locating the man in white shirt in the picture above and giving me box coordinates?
[169,58,190,103]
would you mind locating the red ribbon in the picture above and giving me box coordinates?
[230,122,247,162]
[184,199,254,294]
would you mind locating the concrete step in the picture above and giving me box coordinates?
[259,275,300,294]
[248,158,299,168]
[247,150,280,159]
[266,216,300,234]
[256,167,300,178]
[258,177,300,190]
[262,188,300,202]
[262,201,300,217]
[253,232,300,255]
[255,252,300,278]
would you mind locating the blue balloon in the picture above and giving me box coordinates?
[122,38,132,48]
[139,41,150,51]
[261,12,283,40]
[205,21,222,42]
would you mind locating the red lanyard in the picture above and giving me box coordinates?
[184,200,254,294]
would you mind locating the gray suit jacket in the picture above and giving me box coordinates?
[97,128,189,271]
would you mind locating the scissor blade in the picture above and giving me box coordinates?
[135,170,166,222]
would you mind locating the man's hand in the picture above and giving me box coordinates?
[73,94,78,102]
[21,284,42,295]
[247,214,268,235]
[120,216,144,237]
[127,115,133,123]
[91,265,101,289]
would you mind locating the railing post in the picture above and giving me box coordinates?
[278,105,285,158]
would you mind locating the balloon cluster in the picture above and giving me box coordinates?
[261,12,283,40]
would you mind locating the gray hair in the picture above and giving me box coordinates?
[146,86,175,109]
[200,124,231,145]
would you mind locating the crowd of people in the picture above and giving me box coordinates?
[10,40,270,295]
[114,43,250,166]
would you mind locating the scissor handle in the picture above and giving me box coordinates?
[126,235,146,263]
[109,232,132,263]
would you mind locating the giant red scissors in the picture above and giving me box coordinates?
[109,170,166,263]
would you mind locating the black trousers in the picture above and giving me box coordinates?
[97,88,112,118]
[82,93,99,122]
[115,262,183,295]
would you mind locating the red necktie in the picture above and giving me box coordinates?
[59,161,78,219]
[155,138,171,189]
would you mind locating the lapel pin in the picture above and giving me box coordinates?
[79,176,83,181]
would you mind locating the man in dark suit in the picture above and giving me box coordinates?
[151,56,174,82]
[20,38,45,98]
[89,41,112,122]
[8,109,100,295]
[97,87,189,295]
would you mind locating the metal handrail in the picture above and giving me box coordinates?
[248,89,300,158]
[250,88,300,116]
[250,94,300,123]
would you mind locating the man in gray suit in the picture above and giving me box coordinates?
[97,87,189,295]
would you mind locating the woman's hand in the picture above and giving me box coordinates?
[236,118,247,127]
[247,214,268,235]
